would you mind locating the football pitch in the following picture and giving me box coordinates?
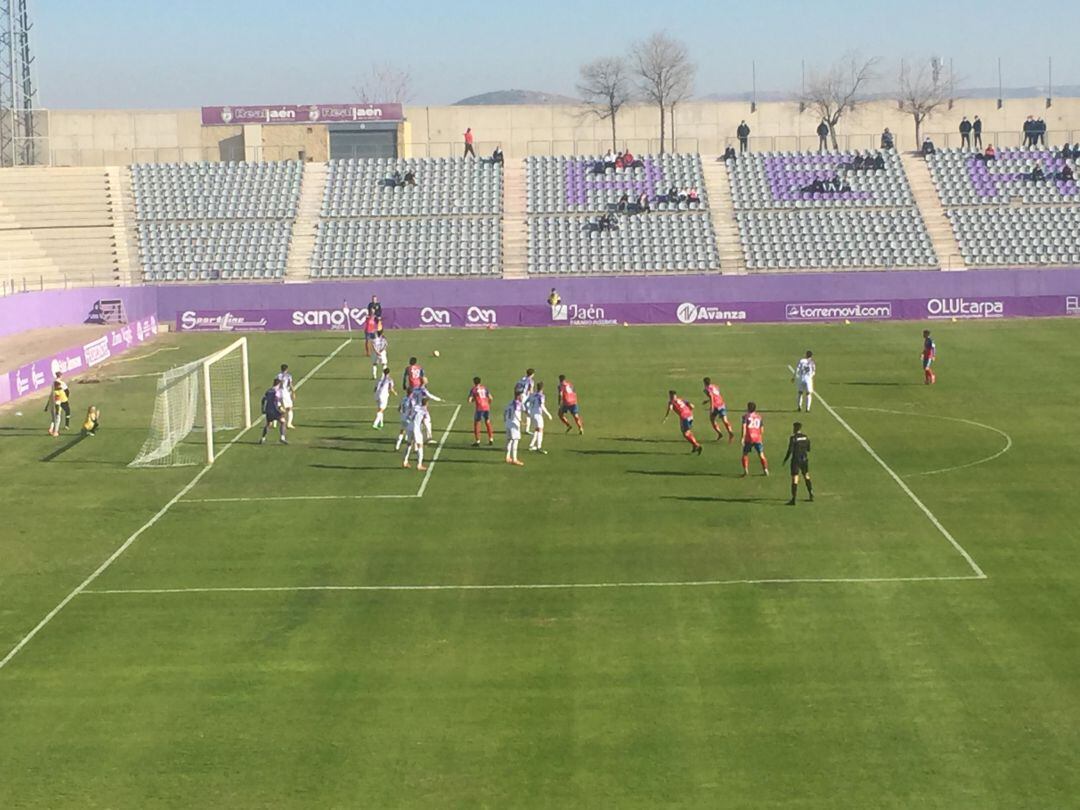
[2,320,1079,808]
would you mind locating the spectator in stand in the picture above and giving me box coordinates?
[603,148,616,168]
[624,149,641,168]
[816,119,830,151]
[403,169,417,186]
[1060,164,1074,182]
[880,128,894,150]
[667,184,679,203]
[389,170,403,188]
[616,192,629,212]
[722,145,737,162]
[959,117,972,149]
[921,136,936,157]
[737,120,751,153]
[1023,116,1036,147]
[1038,118,1047,146]
[492,145,504,166]
[687,187,700,205]
[637,191,651,213]
[851,153,866,170]
[983,144,996,161]
[1029,163,1045,182]
[872,152,885,171]
[464,127,476,158]
[973,116,983,149]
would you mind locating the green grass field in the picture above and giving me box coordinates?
[2,319,1080,808]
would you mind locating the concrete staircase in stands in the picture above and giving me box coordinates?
[700,156,747,274]
[501,160,528,279]
[286,162,328,282]
[901,152,967,271]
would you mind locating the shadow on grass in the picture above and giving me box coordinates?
[840,381,923,387]
[41,433,89,461]
[627,468,729,478]
[572,449,669,457]
[309,463,401,472]
[662,495,782,505]
[603,436,672,445]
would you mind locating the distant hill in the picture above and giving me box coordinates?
[453,89,580,106]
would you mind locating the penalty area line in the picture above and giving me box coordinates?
[82,574,987,596]
[417,404,462,498]
[790,366,987,580]
[0,338,354,675]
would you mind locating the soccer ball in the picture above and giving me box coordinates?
[433,350,441,357]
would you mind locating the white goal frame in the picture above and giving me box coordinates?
[203,337,252,463]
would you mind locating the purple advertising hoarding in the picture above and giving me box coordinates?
[174,293,1080,334]
[201,103,404,126]
[4,315,158,405]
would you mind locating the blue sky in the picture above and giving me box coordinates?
[38,0,1078,108]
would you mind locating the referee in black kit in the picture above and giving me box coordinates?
[784,422,813,505]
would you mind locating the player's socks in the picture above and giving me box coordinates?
[791,483,798,501]
[806,479,814,500]
[417,445,424,467]
[741,456,749,475]
[805,394,813,411]
[395,433,404,450]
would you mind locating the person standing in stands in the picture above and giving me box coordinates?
[463,127,476,158]
[737,120,751,153]
[959,117,972,150]
[880,128,894,150]
[1023,116,1035,147]
[973,115,983,149]
[817,119,830,151]
[1036,118,1047,146]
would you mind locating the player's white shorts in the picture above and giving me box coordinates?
[373,350,388,367]
[528,412,544,430]
[506,426,521,441]
[410,424,425,446]
[376,392,389,410]
[796,378,814,394]
[281,390,294,408]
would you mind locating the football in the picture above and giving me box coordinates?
[433,350,441,357]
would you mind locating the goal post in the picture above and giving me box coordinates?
[129,337,252,468]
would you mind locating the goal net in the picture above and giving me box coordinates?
[129,337,252,467]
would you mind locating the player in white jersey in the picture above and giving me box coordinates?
[402,397,430,471]
[395,393,414,451]
[793,351,816,412]
[276,364,296,428]
[526,382,554,454]
[409,376,443,444]
[370,331,389,380]
[373,367,396,429]
[503,396,525,466]
[515,368,536,434]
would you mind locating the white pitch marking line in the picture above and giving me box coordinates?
[303,403,458,411]
[0,338,354,674]
[838,406,1013,477]
[417,404,462,498]
[82,574,987,596]
[109,346,180,365]
[182,494,416,504]
[790,367,987,580]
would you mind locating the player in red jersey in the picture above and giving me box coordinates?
[740,401,768,476]
[403,357,424,394]
[664,390,703,454]
[468,376,495,446]
[921,330,936,385]
[557,374,584,434]
[702,376,734,442]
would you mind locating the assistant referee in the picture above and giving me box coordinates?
[783,422,814,505]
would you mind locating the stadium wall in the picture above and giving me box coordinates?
[42,97,1080,165]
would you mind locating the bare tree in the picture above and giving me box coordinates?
[354,62,414,105]
[578,57,632,152]
[797,54,878,149]
[667,58,696,152]
[897,58,952,147]
[630,32,694,154]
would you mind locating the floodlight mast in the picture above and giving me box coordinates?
[0,0,41,166]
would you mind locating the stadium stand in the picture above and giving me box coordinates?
[131,161,302,282]
[0,167,129,290]
[926,148,1080,266]
[311,157,503,278]
[525,154,720,275]
[727,150,938,271]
